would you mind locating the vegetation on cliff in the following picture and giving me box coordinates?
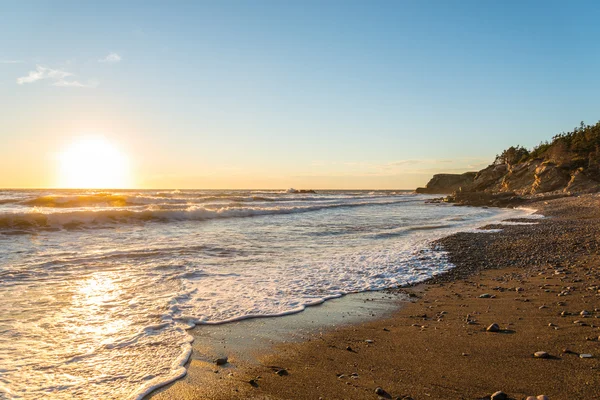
[495,121,600,175]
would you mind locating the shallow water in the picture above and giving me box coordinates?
[0,189,535,399]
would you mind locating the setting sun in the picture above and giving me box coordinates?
[58,137,131,189]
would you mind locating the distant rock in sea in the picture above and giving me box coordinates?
[286,188,316,194]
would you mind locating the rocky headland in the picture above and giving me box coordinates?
[416,121,600,206]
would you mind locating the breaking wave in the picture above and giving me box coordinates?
[0,198,416,232]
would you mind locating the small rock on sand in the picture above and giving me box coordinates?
[579,353,593,358]
[479,293,491,298]
[534,351,550,359]
[375,387,387,396]
[537,396,550,400]
[486,323,500,332]
[214,357,228,366]
[490,391,508,400]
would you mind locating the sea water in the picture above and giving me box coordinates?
[0,189,536,399]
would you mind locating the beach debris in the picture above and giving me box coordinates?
[579,353,593,358]
[214,357,228,366]
[486,323,500,332]
[534,351,550,359]
[490,391,508,400]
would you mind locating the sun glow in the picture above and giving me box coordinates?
[58,137,131,189]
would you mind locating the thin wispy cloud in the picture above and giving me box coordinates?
[16,65,97,88]
[99,52,121,63]
[1,60,24,64]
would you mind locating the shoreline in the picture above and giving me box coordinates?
[149,194,600,399]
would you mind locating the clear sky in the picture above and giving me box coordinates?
[1,0,600,189]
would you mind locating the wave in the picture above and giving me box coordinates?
[22,194,135,208]
[15,192,412,209]
[0,198,414,232]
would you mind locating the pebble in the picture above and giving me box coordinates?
[479,293,491,298]
[579,353,593,358]
[486,323,500,332]
[375,387,387,396]
[490,391,508,400]
[275,368,288,376]
[581,310,590,316]
[214,357,228,366]
[537,396,549,400]
[365,339,374,344]
[534,351,550,359]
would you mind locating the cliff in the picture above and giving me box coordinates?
[417,121,600,204]
[415,172,477,194]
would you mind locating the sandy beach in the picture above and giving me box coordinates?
[149,194,600,400]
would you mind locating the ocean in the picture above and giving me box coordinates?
[0,189,536,399]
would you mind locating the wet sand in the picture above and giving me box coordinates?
[149,194,600,400]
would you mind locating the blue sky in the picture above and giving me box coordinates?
[1,1,599,188]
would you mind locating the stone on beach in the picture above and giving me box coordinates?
[534,351,550,359]
[214,357,228,366]
[490,391,508,400]
[486,323,500,332]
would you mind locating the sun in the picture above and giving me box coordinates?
[58,137,131,189]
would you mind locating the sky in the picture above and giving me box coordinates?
[1,0,600,189]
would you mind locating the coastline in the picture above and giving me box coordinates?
[149,194,600,399]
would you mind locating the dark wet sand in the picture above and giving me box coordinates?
[149,194,600,400]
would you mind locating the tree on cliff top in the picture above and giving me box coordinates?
[493,146,529,166]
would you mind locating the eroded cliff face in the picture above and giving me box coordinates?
[418,159,600,197]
